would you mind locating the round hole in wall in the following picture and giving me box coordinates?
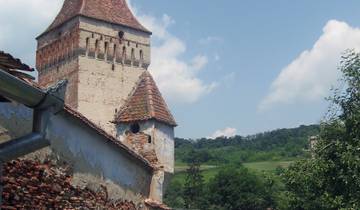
[130,123,140,134]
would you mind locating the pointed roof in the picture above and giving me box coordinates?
[114,71,177,127]
[41,0,150,36]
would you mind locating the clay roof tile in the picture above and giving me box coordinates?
[114,71,177,127]
[42,0,150,35]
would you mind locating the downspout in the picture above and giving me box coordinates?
[0,70,67,204]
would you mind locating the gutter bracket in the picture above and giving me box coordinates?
[34,80,68,114]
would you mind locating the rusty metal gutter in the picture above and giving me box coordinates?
[0,70,64,110]
[0,133,47,162]
[0,69,67,162]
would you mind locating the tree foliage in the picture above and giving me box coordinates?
[206,166,275,210]
[176,125,320,165]
[283,50,360,209]
[183,157,205,209]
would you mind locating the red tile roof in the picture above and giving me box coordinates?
[2,159,137,209]
[0,51,34,80]
[42,0,150,35]
[0,51,35,101]
[114,71,177,127]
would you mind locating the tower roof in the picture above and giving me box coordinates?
[42,0,150,35]
[114,71,177,127]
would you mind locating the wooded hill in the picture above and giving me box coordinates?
[175,124,320,165]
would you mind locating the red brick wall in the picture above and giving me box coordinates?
[37,27,80,109]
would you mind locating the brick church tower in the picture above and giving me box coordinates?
[36,0,152,134]
[36,1,176,202]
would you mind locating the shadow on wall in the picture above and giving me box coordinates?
[0,103,33,142]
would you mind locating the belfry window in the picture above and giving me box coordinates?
[104,42,109,61]
[95,39,99,58]
[113,44,117,62]
[85,37,90,56]
[122,46,126,60]
[140,50,143,63]
[131,48,135,62]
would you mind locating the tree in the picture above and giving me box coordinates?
[206,166,274,210]
[183,151,205,209]
[163,180,185,208]
[282,50,360,209]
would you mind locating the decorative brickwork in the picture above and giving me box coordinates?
[36,26,80,72]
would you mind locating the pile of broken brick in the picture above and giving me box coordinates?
[1,159,137,210]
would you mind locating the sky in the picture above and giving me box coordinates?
[2,0,360,139]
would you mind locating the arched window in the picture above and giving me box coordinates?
[95,39,99,58]
[131,48,135,62]
[122,46,126,61]
[85,37,90,56]
[104,42,109,61]
[139,50,143,64]
[113,44,117,62]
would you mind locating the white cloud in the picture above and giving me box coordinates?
[0,0,62,66]
[199,36,223,45]
[128,1,217,104]
[259,20,360,111]
[209,127,237,139]
[191,55,208,71]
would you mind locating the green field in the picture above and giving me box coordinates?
[243,160,294,171]
[173,160,295,184]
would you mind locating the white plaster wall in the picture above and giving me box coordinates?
[0,103,153,202]
[154,122,174,173]
[46,111,152,197]
[78,56,145,135]
[0,103,33,139]
[79,17,151,45]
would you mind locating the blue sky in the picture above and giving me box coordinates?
[2,0,360,138]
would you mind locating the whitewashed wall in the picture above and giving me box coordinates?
[0,103,153,204]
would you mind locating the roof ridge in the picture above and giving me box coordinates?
[144,72,156,117]
[80,0,86,13]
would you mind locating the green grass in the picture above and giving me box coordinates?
[243,161,294,172]
[173,160,295,184]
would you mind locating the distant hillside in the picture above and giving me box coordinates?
[175,124,320,164]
